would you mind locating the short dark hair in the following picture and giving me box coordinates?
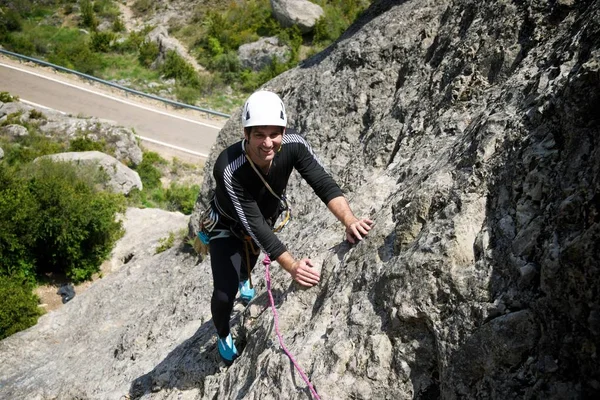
[244,126,284,136]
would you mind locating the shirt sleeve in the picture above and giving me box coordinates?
[292,136,343,204]
[228,174,287,259]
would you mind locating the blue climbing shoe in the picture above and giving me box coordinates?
[239,279,255,303]
[217,333,238,366]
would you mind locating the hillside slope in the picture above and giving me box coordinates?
[2,0,599,399]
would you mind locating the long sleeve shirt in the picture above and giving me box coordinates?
[211,129,343,259]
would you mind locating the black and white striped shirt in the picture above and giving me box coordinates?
[211,129,343,259]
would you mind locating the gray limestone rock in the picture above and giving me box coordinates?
[2,0,600,399]
[1,123,28,137]
[38,117,143,166]
[271,0,324,33]
[0,146,4,160]
[238,37,291,71]
[38,151,142,195]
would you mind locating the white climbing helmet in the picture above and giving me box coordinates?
[242,90,287,128]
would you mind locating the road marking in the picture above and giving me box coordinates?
[136,135,209,158]
[21,99,67,114]
[0,62,224,130]
[20,98,209,158]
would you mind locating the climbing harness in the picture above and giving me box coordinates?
[263,255,321,400]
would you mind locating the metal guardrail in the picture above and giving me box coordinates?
[0,48,231,119]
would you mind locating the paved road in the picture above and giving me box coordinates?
[0,60,226,159]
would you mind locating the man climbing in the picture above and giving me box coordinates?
[203,90,373,365]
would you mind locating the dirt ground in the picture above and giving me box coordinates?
[34,260,113,313]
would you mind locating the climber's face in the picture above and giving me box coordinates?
[244,125,284,167]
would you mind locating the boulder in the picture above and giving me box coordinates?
[0,101,32,118]
[270,0,324,33]
[0,146,4,160]
[1,124,28,137]
[38,151,142,195]
[238,37,291,71]
[146,26,180,69]
[38,118,143,166]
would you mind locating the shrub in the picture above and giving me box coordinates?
[314,0,370,45]
[0,276,43,340]
[160,50,200,88]
[0,92,18,102]
[68,136,106,152]
[0,8,23,33]
[165,183,200,214]
[28,109,45,120]
[112,16,125,33]
[49,40,102,75]
[138,40,159,67]
[4,32,36,55]
[90,31,115,52]
[80,0,98,30]
[174,85,199,105]
[26,160,125,282]
[0,164,38,282]
[0,160,125,283]
[134,151,165,189]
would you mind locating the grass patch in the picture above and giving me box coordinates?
[1,0,372,114]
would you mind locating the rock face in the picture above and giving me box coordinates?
[271,0,324,33]
[2,0,600,399]
[38,151,143,195]
[238,37,291,71]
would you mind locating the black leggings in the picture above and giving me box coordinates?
[209,230,259,338]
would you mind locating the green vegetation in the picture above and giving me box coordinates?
[0,159,125,283]
[0,276,43,340]
[0,98,203,339]
[0,91,18,102]
[155,231,175,254]
[128,151,201,213]
[0,0,370,112]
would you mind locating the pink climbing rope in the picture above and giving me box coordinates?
[263,255,321,400]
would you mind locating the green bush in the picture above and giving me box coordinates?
[0,165,38,282]
[0,276,43,340]
[160,51,201,88]
[90,31,115,52]
[80,0,98,30]
[3,32,36,55]
[49,40,102,75]
[165,183,200,214]
[138,40,159,67]
[314,0,370,45]
[112,16,125,33]
[174,85,199,105]
[68,136,106,152]
[0,92,18,102]
[134,151,165,189]
[0,8,23,33]
[0,160,125,283]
